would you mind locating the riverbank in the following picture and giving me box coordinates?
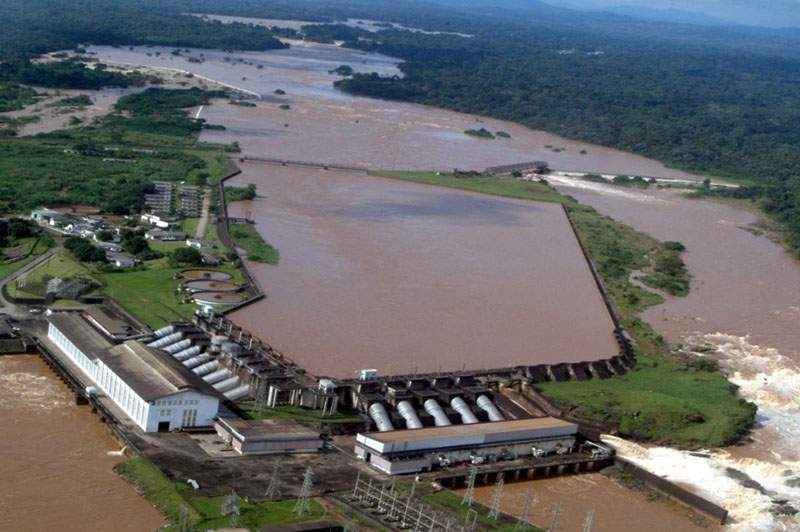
[370,170,755,447]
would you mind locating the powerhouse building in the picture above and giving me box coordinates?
[47,312,220,432]
[355,417,578,475]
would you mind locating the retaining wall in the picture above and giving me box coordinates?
[617,458,728,524]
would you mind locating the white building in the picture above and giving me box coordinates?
[47,312,219,432]
[141,213,179,229]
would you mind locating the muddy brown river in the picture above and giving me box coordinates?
[0,355,164,532]
[2,34,795,532]
[226,163,618,378]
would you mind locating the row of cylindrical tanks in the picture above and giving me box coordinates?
[146,325,250,401]
[369,394,505,432]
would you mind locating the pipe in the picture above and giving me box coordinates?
[192,360,219,376]
[183,354,212,369]
[163,339,192,354]
[203,368,229,384]
[477,395,505,421]
[213,376,240,392]
[174,345,201,361]
[368,403,394,432]
[424,398,451,427]
[152,325,175,339]
[224,385,251,401]
[147,331,182,348]
[450,397,479,424]
[396,400,423,429]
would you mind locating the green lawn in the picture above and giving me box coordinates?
[0,254,39,282]
[229,223,279,264]
[0,236,52,281]
[99,263,242,328]
[371,170,563,204]
[538,353,756,445]
[179,217,199,237]
[371,170,755,447]
[117,457,326,531]
[6,250,96,298]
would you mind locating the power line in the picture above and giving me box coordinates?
[265,461,281,500]
[293,465,313,517]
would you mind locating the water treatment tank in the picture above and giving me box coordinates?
[450,397,479,424]
[477,395,505,422]
[368,403,394,432]
[397,400,423,429]
[424,398,452,427]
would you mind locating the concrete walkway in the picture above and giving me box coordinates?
[195,187,212,239]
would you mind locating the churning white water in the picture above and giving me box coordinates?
[603,333,800,531]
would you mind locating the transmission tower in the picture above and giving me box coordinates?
[252,378,268,416]
[293,465,314,517]
[581,509,595,532]
[549,502,563,532]
[461,467,478,506]
[265,461,281,500]
[514,488,535,531]
[487,478,504,520]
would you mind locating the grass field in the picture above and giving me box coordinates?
[229,223,279,264]
[6,251,96,298]
[99,263,242,328]
[371,170,755,447]
[117,457,325,531]
[0,236,51,281]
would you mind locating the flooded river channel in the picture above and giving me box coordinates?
[6,34,793,531]
[0,355,164,532]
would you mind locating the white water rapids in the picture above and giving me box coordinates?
[603,333,800,531]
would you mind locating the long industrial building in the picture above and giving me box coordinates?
[47,312,220,432]
[355,417,578,475]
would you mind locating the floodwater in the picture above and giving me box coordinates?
[226,163,618,378]
[0,355,164,532]
[73,40,800,530]
[456,473,717,532]
[90,44,704,180]
[546,175,800,531]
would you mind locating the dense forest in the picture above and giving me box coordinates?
[0,0,287,63]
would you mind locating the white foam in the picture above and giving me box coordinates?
[601,333,800,531]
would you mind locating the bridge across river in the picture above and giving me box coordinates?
[238,156,368,173]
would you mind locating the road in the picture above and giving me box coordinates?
[195,187,212,239]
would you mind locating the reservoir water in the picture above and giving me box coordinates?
[1,34,794,531]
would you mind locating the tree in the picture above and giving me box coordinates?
[96,230,114,242]
[169,246,203,266]
[7,218,31,239]
[122,235,148,255]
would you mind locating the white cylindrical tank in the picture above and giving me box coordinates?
[213,376,240,392]
[183,354,212,369]
[193,360,219,376]
[224,385,251,401]
[396,400,423,429]
[477,395,505,422]
[174,345,201,361]
[152,325,175,339]
[368,403,394,432]
[450,397,479,424]
[163,339,192,354]
[424,399,452,427]
[147,331,183,348]
[203,368,229,384]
